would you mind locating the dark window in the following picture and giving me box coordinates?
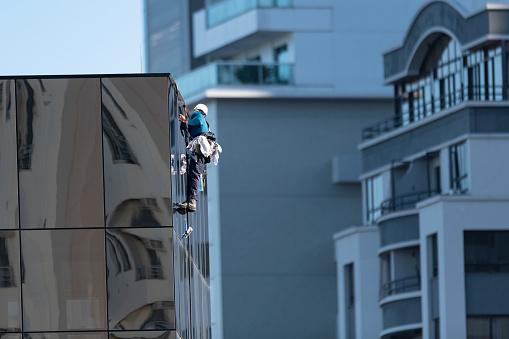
[467,316,509,338]
[431,234,438,277]
[464,231,509,273]
[365,174,383,223]
[450,142,468,193]
[344,263,355,339]
[274,44,291,84]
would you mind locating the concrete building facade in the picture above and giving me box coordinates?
[335,2,509,338]
[143,1,452,338]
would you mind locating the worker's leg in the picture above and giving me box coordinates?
[187,155,206,202]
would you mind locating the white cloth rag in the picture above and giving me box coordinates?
[187,135,222,165]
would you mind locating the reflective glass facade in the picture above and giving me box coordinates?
[0,75,210,339]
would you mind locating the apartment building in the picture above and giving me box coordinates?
[143,0,448,338]
[335,2,509,338]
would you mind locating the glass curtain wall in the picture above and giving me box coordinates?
[0,75,210,339]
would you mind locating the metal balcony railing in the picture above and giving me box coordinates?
[207,0,292,27]
[380,190,440,216]
[136,265,164,280]
[382,275,420,298]
[362,85,505,140]
[176,62,294,99]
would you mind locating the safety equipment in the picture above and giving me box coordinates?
[194,103,208,116]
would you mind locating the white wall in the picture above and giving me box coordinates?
[419,195,509,338]
[334,226,381,339]
[468,136,509,196]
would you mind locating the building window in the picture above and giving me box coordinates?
[274,44,291,84]
[467,316,509,339]
[450,142,468,193]
[344,263,356,339]
[395,38,503,126]
[366,174,383,223]
[464,231,509,273]
[431,233,438,277]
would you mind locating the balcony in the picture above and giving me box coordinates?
[380,190,440,216]
[382,276,420,298]
[193,3,331,58]
[362,85,504,141]
[136,265,164,280]
[176,62,294,99]
[207,0,292,27]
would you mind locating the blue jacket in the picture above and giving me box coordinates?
[187,110,209,138]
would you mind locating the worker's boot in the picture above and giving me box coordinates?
[175,199,196,212]
[187,199,197,212]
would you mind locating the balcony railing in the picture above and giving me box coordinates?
[176,62,294,99]
[362,85,505,140]
[382,275,420,298]
[136,265,164,280]
[207,0,292,27]
[380,190,440,216]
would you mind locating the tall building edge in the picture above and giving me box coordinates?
[0,74,211,339]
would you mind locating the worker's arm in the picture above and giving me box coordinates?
[186,111,201,126]
[179,113,188,123]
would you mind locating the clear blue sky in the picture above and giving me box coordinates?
[0,0,145,76]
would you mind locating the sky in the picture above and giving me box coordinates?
[0,0,145,76]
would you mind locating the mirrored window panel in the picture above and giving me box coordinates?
[101,78,172,228]
[21,229,106,331]
[173,233,190,337]
[0,231,21,331]
[0,80,18,229]
[0,334,21,339]
[24,333,107,339]
[109,331,175,339]
[107,228,175,330]
[16,78,104,229]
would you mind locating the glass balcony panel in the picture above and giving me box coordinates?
[0,80,18,229]
[21,229,107,331]
[107,228,175,330]
[177,63,294,99]
[382,297,421,330]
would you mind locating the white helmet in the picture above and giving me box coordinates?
[194,103,208,116]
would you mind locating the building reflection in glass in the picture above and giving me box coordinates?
[0,231,21,331]
[21,229,106,331]
[109,331,176,339]
[16,79,104,229]
[0,79,18,229]
[23,333,106,339]
[106,228,175,330]
[101,78,172,228]
[0,334,21,339]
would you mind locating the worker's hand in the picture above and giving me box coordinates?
[179,114,188,124]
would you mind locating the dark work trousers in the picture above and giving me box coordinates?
[187,154,206,201]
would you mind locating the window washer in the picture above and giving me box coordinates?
[176,103,221,212]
